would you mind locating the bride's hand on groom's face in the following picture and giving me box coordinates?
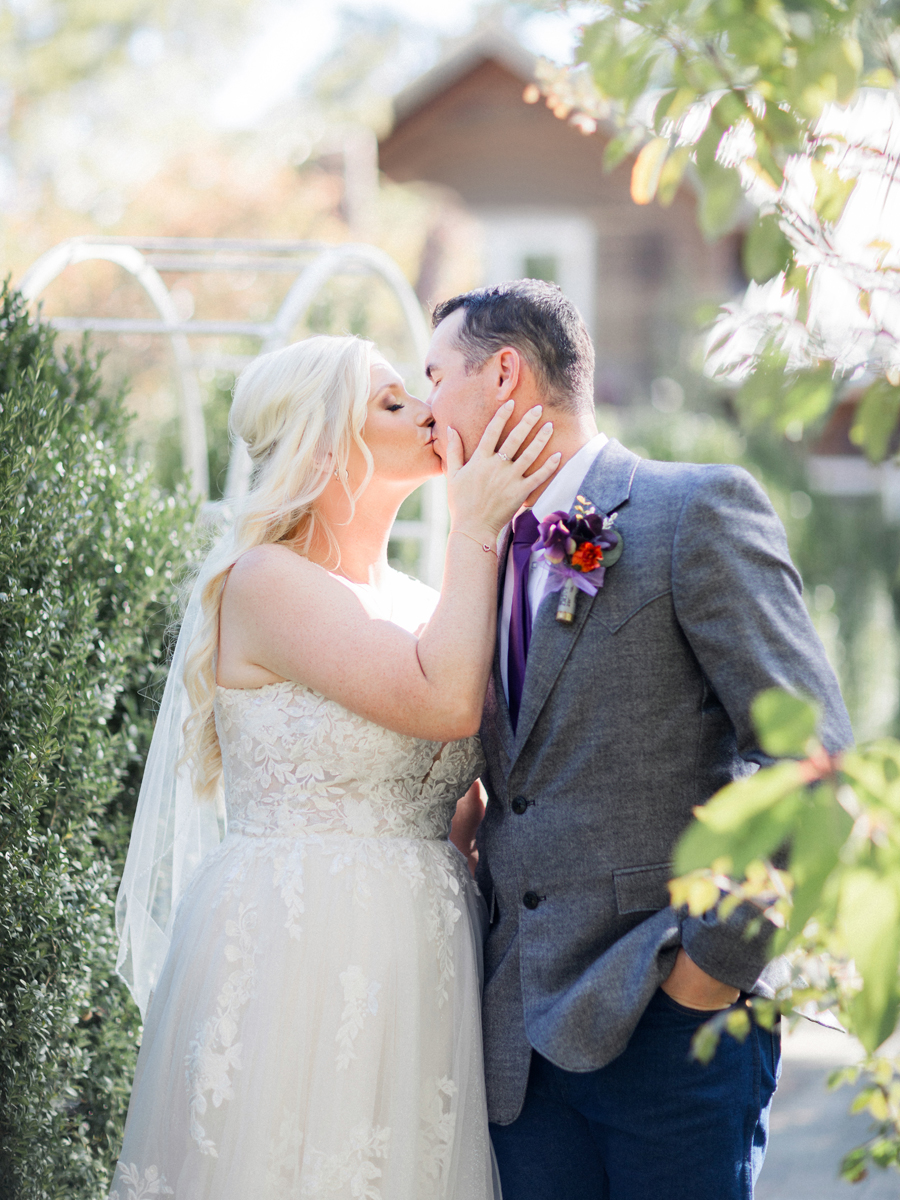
[445,399,561,541]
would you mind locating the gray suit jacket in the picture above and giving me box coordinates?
[477,438,853,1125]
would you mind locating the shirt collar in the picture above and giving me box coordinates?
[532,432,608,523]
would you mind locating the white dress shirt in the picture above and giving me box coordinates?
[499,432,608,702]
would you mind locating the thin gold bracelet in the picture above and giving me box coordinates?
[450,529,498,557]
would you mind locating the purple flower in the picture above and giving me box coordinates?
[578,513,607,540]
[533,510,574,564]
[533,503,624,612]
[535,510,620,559]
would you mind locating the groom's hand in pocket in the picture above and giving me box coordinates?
[660,948,741,1011]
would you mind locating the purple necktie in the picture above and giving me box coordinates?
[507,508,539,732]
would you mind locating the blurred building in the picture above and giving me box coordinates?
[378,30,745,406]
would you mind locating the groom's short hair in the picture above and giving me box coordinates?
[432,280,595,413]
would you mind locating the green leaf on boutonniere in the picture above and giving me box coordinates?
[601,528,624,568]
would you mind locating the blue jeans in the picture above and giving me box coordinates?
[490,989,781,1200]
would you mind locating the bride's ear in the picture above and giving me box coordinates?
[317,451,348,483]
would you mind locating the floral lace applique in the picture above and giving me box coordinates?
[214,681,484,844]
[319,837,467,1003]
[336,966,381,1070]
[418,1076,458,1196]
[185,902,258,1156]
[272,844,306,938]
[109,1163,174,1199]
[265,1110,304,1198]
[300,1123,391,1199]
[422,855,464,1007]
[328,842,375,908]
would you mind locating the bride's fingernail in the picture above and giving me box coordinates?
[531,404,542,414]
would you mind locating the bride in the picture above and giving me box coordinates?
[110,334,558,1200]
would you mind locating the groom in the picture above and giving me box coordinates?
[426,279,852,1200]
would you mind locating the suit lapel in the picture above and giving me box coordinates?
[510,438,641,760]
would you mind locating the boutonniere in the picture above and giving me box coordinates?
[533,494,624,624]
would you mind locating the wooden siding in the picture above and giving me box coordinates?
[379,55,744,402]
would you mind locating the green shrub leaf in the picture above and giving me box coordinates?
[0,282,197,1198]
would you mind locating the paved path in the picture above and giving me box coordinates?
[757,1022,898,1198]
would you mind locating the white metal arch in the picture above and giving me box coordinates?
[19,240,210,497]
[17,237,447,586]
[223,241,432,499]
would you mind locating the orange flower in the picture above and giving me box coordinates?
[571,541,603,572]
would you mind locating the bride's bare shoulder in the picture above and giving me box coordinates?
[225,544,332,603]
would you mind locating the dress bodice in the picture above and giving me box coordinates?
[214,680,485,841]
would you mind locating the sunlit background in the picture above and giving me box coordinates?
[3,0,899,741]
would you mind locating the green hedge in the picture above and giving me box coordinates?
[0,284,197,1199]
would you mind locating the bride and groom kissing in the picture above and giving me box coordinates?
[112,279,851,1200]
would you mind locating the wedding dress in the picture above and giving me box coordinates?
[109,575,499,1200]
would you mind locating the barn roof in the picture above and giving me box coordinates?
[391,28,538,127]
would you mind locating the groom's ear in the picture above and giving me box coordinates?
[493,347,521,401]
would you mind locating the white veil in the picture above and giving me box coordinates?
[115,529,235,1019]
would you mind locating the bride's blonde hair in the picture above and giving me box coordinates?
[181,334,375,801]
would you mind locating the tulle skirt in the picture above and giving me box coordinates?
[110,829,500,1200]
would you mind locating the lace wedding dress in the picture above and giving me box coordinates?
[109,578,499,1200]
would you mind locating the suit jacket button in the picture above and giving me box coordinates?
[511,796,528,815]
[523,891,540,910]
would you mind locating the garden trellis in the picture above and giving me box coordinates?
[19,236,448,587]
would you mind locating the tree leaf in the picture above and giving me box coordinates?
[694,118,722,172]
[839,869,900,1052]
[752,688,819,757]
[863,68,897,89]
[674,756,809,883]
[676,786,804,876]
[725,1007,752,1041]
[631,136,669,204]
[777,368,834,432]
[849,376,900,464]
[841,742,900,810]
[788,32,864,119]
[669,873,721,915]
[737,372,785,429]
[840,1146,869,1183]
[655,85,697,127]
[656,145,691,206]
[700,760,807,831]
[780,783,852,942]
[697,162,745,239]
[810,160,857,225]
[743,214,794,283]
[710,89,752,132]
[690,1018,721,1065]
[743,157,779,193]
